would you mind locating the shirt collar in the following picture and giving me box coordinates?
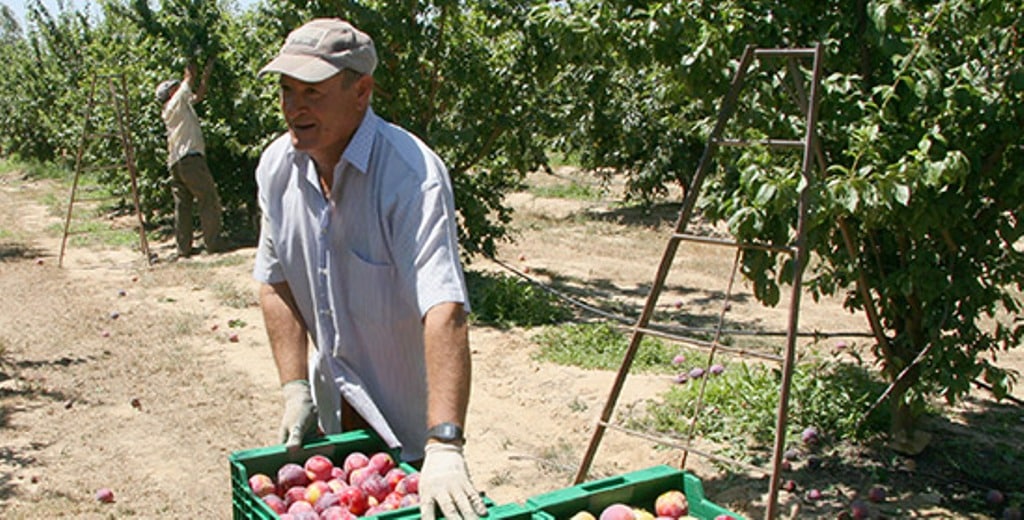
[285,107,379,176]
[340,107,378,175]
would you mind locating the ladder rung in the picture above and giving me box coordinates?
[754,48,817,58]
[712,138,805,149]
[634,324,786,363]
[672,233,796,255]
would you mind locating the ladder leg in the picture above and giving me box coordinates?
[574,45,759,485]
[765,42,824,520]
[110,75,152,263]
[60,78,98,268]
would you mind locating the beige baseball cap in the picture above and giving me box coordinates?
[260,18,377,82]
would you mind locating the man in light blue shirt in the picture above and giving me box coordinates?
[253,18,487,520]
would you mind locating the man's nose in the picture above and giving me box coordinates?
[281,93,303,114]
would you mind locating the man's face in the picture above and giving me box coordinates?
[279,72,369,167]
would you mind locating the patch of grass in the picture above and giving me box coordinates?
[531,180,602,201]
[47,219,145,249]
[178,253,249,270]
[487,469,514,487]
[568,397,588,413]
[0,158,67,180]
[634,358,891,462]
[211,281,256,309]
[466,270,574,328]
[545,151,580,169]
[532,321,679,373]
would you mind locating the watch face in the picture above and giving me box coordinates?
[428,422,463,442]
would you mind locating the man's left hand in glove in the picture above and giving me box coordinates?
[418,442,488,520]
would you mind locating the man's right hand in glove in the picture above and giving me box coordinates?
[279,379,317,451]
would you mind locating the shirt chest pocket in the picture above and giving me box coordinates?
[337,250,399,349]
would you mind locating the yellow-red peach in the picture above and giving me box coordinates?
[262,494,287,514]
[600,503,636,520]
[283,486,307,507]
[248,473,276,497]
[278,462,310,491]
[369,451,396,474]
[654,490,688,518]
[342,452,370,474]
[305,480,330,504]
[304,454,334,482]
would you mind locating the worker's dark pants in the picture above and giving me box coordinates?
[170,153,223,256]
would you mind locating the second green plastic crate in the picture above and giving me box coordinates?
[525,464,743,520]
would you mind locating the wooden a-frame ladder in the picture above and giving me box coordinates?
[574,43,825,520]
[59,73,151,267]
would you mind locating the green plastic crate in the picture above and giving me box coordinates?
[229,428,521,519]
[525,465,743,520]
[370,502,538,520]
[230,429,415,520]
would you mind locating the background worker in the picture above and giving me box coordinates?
[252,18,488,520]
[156,58,225,259]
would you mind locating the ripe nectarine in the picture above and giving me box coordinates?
[654,489,688,518]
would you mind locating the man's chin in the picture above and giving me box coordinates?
[289,134,313,152]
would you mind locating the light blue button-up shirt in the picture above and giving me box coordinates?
[253,108,469,461]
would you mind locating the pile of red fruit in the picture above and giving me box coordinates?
[568,489,736,519]
[247,451,419,519]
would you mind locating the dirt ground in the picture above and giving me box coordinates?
[1,166,1022,519]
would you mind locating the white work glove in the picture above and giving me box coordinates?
[419,442,488,520]
[279,380,317,452]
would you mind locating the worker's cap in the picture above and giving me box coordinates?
[259,18,377,82]
[155,79,180,103]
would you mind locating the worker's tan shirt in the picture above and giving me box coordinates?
[161,82,205,167]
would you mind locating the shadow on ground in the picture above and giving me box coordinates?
[697,395,1024,519]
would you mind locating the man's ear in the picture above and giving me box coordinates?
[356,75,375,103]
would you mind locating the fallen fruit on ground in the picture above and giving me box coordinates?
[850,499,870,519]
[95,487,115,503]
[986,489,1005,506]
[868,485,886,503]
[801,426,819,445]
